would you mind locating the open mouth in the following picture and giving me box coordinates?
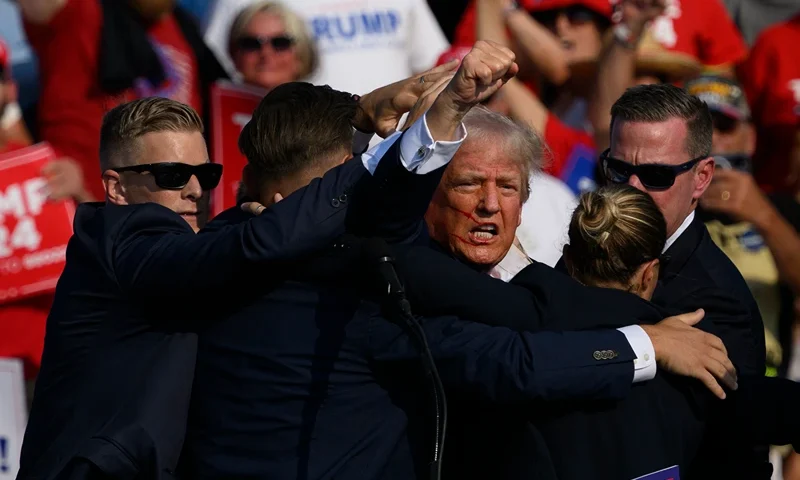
[468,224,499,244]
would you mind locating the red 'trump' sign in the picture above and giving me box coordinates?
[0,144,75,304]
[210,80,266,218]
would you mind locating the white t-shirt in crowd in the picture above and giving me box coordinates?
[516,173,578,267]
[204,0,450,95]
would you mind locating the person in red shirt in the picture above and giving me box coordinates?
[0,38,32,154]
[0,38,49,391]
[19,0,227,202]
[739,15,800,195]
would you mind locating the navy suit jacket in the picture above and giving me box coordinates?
[397,243,798,479]
[17,138,421,480]
[181,237,640,477]
[651,215,768,478]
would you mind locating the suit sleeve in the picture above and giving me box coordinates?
[677,287,764,376]
[396,246,548,330]
[368,314,636,403]
[111,157,366,298]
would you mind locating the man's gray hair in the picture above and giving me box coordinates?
[462,105,545,202]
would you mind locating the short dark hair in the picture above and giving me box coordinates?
[609,83,712,159]
[100,97,204,171]
[238,82,356,183]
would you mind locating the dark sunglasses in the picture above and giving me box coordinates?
[600,149,708,190]
[113,162,223,190]
[531,6,597,27]
[711,111,739,134]
[236,35,295,52]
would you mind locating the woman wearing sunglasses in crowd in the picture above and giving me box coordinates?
[227,1,318,91]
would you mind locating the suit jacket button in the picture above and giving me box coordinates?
[593,351,602,360]
[339,194,348,203]
[331,198,340,207]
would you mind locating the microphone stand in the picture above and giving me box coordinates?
[385,285,448,480]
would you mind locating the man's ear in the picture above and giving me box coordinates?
[103,170,127,205]
[693,157,715,200]
[636,259,660,300]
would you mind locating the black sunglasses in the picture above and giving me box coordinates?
[711,111,739,134]
[531,5,597,27]
[113,162,223,190]
[600,149,708,190]
[236,35,295,52]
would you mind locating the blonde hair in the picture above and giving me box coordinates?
[564,185,666,287]
[228,1,318,79]
[99,97,203,171]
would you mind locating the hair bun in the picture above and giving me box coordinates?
[577,191,620,248]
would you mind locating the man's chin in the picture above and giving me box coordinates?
[456,248,505,272]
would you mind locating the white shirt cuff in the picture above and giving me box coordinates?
[359,112,467,175]
[399,112,467,175]
[352,129,374,156]
[1,101,22,129]
[617,325,657,383]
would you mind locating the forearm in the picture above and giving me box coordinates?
[589,37,637,151]
[505,10,571,85]
[115,160,365,297]
[753,208,800,295]
[503,77,548,133]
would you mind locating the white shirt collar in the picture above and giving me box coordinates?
[487,242,533,282]
[663,211,695,253]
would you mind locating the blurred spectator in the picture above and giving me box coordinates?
[456,0,746,71]
[205,0,449,95]
[739,14,800,195]
[0,36,32,153]
[227,2,317,90]
[722,0,800,45]
[0,35,47,393]
[18,0,227,202]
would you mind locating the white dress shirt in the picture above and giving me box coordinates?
[664,211,696,253]
[361,113,467,175]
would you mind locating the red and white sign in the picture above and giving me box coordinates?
[210,80,267,217]
[0,144,74,304]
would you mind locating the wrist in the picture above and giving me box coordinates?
[503,0,521,20]
[612,23,643,50]
[352,94,375,134]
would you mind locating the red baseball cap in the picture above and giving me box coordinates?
[523,0,613,18]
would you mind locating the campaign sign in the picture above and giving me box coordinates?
[0,144,74,304]
[0,358,27,478]
[210,80,267,218]
[633,465,680,480]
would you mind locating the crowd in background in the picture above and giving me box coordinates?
[1,0,800,478]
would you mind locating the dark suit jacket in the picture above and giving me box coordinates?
[650,215,769,479]
[16,139,418,480]
[180,230,641,479]
[397,243,795,480]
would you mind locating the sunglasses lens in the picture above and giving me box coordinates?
[196,164,223,190]
[638,165,676,189]
[237,37,262,51]
[152,164,193,190]
[712,112,738,133]
[566,6,595,24]
[271,36,294,51]
[603,158,632,184]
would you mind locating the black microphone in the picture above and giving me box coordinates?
[362,237,447,480]
[362,237,412,318]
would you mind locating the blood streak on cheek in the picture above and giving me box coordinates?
[449,207,485,245]
[450,207,494,227]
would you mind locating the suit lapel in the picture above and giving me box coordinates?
[660,215,706,284]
